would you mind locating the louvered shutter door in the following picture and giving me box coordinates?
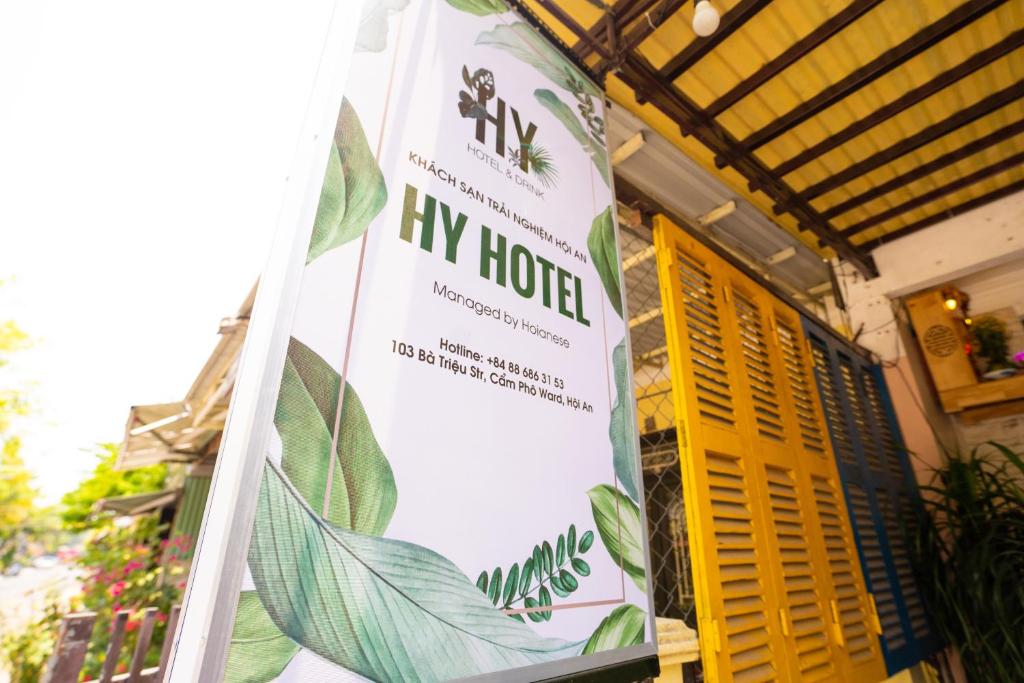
[655,225,789,683]
[768,304,884,682]
[654,217,886,683]
[802,316,939,673]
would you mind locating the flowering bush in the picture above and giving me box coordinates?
[74,516,190,679]
[0,516,190,683]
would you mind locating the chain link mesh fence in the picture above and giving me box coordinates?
[620,222,697,632]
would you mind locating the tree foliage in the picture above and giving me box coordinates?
[0,315,35,570]
[60,444,167,531]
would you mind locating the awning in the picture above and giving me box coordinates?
[115,286,255,470]
[97,488,181,516]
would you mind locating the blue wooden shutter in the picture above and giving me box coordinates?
[801,316,939,673]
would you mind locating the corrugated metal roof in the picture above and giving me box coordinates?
[521,0,1024,265]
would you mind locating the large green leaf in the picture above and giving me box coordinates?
[477,23,602,98]
[275,337,396,535]
[445,0,507,15]
[224,592,300,683]
[609,338,639,502]
[306,99,386,264]
[587,484,647,592]
[357,0,410,52]
[249,460,584,680]
[586,206,621,317]
[534,89,610,186]
[582,604,646,654]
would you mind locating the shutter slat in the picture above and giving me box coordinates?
[654,218,886,683]
[802,317,940,674]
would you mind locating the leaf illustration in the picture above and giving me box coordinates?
[307,99,387,264]
[249,461,584,680]
[504,563,519,606]
[224,592,299,683]
[579,530,594,553]
[477,23,601,98]
[556,533,566,566]
[356,0,410,53]
[568,524,577,557]
[445,0,507,15]
[538,586,552,621]
[571,557,591,576]
[587,484,647,592]
[519,559,533,596]
[610,338,640,502]
[277,337,397,534]
[586,206,622,318]
[489,566,503,605]
[582,604,646,655]
[534,89,609,186]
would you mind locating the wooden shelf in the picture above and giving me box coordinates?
[940,373,1024,413]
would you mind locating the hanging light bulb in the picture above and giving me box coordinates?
[692,0,720,37]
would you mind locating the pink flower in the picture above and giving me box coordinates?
[1014,350,1024,364]
[123,560,144,575]
[109,581,126,598]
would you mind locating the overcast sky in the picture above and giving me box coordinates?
[0,1,338,502]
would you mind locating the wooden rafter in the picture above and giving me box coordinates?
[523,0,1022,270]
[536,0,611,59]
[573,0,654,61]
[842,150,1024,237]
[593,0,688,76]
[614,52,877,276]
[793,79,1024,203]
[858,177,1024,250]
[706,0,885,118]
[773,29,1024,178]
[734,0,1008,155]
[658,0,772,82]
[821,118,1024,220]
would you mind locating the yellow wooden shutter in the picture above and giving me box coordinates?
[654,216,886,683]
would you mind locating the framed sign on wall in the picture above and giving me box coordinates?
[167,1,658,681]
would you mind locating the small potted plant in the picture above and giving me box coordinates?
[970,315,1015,379]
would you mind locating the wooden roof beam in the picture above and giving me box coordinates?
[820,118,1024,220]
[658,0,773,82]
[572,0,654,60]
[535,0,612,59]
[773,29,1024,178]
[858,177,1024,251]
[841,150,1024,237]
[792,79,1024,203]
[614,52,878,277]
[592,0,689,76]
[737,0,1008,153]
[707,0,886,117]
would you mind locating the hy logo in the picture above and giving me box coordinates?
[458,66,558,189]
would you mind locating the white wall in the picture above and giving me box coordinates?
[839,189,1024,362]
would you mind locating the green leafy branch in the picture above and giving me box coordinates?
[475,524,594,623]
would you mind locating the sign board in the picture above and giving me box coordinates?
[169,1,657,680]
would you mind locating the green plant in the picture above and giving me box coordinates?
[73,516,189,679]
[0,595,72,683]
[60,444,167,532]
[910,441,1024,682]
[475,524,595,622]
[970,315,1012,372]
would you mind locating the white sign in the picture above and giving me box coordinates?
[170,1,656,680]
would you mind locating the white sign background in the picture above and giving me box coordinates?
[170,2,657,681]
